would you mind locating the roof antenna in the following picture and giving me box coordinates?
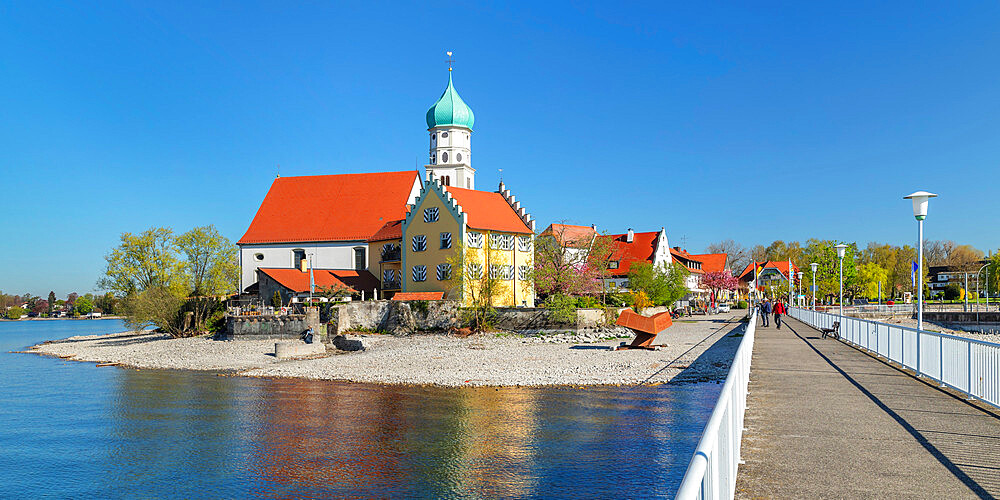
[446,51,454,72]
[276,164,280,178]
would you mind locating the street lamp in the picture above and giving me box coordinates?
[904,191,937,332]
[976,262,989,321]
[797,271,804,307]
[836,244,848,320]
[810,262,819,310]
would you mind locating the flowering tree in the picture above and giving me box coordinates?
[699,271,739,308]
[534,229,602,298]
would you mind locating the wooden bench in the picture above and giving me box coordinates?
[821,321,840,340]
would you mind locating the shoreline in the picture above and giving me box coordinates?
[27,314,747,387]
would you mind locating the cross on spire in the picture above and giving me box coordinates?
[446,51,454,72]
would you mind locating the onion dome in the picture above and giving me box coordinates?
[425,73,475,130]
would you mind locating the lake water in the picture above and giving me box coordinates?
[0,319,721,498]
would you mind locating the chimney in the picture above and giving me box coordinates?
[591,224,597,231]
[626,228,634,243]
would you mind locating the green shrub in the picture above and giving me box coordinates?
[575,296,601,308]
[605,292,634,308]
[736,300,748,309]
[944,284,961,300]
[544,293,578,324]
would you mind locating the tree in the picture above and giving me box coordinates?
[627,262,689,306]
[699,271,739,307]
[856,262,889,300]
[944,283,961,300]
[447,240,504,331]
[66,292,78,307]
[95,292,119,314]
[706,239,748,274]
[6,306,25,320]
[174,225,239,332]
[32,300,49,315]
[47,291,56,315]
[800,239,858,303]
[534,226,602,299]
[271,290,282,308]
[98,227,180,297]
[74,296,95,315]
[100,225,238,336]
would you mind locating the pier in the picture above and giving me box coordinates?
[735,316,1000,498]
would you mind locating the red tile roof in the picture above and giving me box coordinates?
[738,261,801,281]
[615,308,673,335]
[539,223,596,249]
[443,186,533,234]
[238,171,419,244]
[392,291,445,301]
[595,231,661,277]
[257,268,379,294]
[670,248,705,274]
[690,253,728,274]
[368,219,404,242]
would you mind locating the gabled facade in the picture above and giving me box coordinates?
[368,220,404,298]
[739,260,801,298]
[595,228,671,290]
[401,179,536,307]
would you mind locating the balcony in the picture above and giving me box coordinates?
[382,280,401,291]
[380,248,401,262]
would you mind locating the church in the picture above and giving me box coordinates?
[238,68,536,307]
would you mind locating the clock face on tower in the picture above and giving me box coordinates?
[456,153,462,162]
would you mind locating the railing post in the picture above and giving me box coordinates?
[967,341,973,399]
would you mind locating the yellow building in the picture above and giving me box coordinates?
[401,179,535,307]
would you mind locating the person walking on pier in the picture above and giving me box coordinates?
[773,300,786,329]
[760,298,772,327]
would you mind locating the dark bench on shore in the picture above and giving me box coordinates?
[821,321,840,340]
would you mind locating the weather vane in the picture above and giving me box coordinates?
[498,168,503,181]
[446,51,454,72]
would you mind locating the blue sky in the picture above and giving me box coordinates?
[3,1,1000,296]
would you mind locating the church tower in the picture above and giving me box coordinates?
[425,70,475,189]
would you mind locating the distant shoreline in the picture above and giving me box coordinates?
[1,316,124,321]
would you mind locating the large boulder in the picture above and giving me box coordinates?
[386,302,417,336]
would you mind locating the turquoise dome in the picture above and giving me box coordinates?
[426,73,475,130]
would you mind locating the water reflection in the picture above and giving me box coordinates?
[1,320,721,498]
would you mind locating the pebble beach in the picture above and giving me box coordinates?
[29,313,748,387]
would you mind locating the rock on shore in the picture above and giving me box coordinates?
[30,314,747,387]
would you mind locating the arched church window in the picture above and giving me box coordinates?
[444,176,451,186]
[442,152,449,163]
[442,132,449,138]
[456,153,462,162]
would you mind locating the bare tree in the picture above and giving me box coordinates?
[706,239,748,272]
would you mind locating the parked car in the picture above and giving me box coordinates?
[717,303,731,313]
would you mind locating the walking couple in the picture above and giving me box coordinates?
[758,298,787,329]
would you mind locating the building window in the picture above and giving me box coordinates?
[293,249,306,268]
[489,264,514,281]
[442,132,448,138]
[517,236,532,252]
[456,153,462,162]
[608,260,619,270]
[468,262,483,279]
[412,235,427,252]
[423,207,439,223]
[354,247,366,270]
[518,265,530,281]
[381,243,400,262]
[440,232,452,249]
[442,152,449,163]
[622,280,629,289]
[429,153,436,164]
[436,263,452,281]
[444,175,450,186]
[466,179,470,188]
[412,265,427,282]
[491,233,515,251]
[254,253,264,261]
[467,232,483,248]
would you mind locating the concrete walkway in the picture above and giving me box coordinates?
[735,316,1000,499]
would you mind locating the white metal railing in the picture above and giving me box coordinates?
[676,311,757,500]
[789,307,1000,410]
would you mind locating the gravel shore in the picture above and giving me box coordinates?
[30,313,748,387]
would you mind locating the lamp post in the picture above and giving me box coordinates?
[976,262,989,322]
[797,271,804,307]
[811,262,819,310]
[836,244,848,320]
[904,191,937,332]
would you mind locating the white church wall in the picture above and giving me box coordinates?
[239,241,367,292]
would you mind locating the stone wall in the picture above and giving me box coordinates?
[493,307,620,332]
[328,300,461,337]
[222,308,322,341]
[923,311,1000,324]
